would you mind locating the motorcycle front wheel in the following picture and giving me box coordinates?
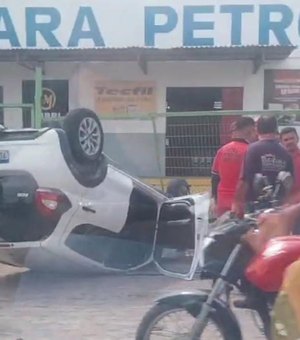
[135,302,240,340]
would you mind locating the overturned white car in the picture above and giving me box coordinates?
[0,108,209,278]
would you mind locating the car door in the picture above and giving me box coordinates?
[153,193,210,280]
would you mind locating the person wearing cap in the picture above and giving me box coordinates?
[233,115,294,219]
[211,116,256,217]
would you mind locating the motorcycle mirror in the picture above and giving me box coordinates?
[276,171,293,194]
[253,173,269,197]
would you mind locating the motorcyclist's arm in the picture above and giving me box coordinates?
[234,180,248,202]
[211,173,220,201]
[283,155,296,204]
[283,260,300,327]
[284,190,300,206]
[232,180,248,218]
[211,150,221,202]
[258,202,300,233]
[243,202,300,253]
[232,146,258,217]
[280,202,300,227]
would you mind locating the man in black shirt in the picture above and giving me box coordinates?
[233,115,293,218]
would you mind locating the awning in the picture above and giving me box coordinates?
[0,45,296,74]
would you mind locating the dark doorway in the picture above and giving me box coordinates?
[167,87,222,112]
[166,87,243,176]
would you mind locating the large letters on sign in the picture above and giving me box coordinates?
[144,4,298,47]
[0,3,299,48]
[0,6,105,48]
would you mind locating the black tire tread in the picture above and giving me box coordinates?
[135,302,238,340]
[63,108,104,163]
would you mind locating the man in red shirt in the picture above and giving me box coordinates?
[211,117,256,217]
[280,127,300,192]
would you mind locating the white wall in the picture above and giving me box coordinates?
[74,60,261,133]
[62,55,300,131]
[78,60,254,112]
[1,53,300,129]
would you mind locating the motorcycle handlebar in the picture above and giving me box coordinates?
[229,205,281,241]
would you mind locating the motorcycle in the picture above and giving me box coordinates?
[135,171,293,340]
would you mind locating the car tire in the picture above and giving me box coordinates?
[63,108,104,163]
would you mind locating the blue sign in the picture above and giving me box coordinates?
[145,4,296,47]
[0,7,105,48]
[0,3,298,49]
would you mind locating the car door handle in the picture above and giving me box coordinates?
[81,205,96,214]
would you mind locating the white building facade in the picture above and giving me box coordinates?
[0,0,300,176]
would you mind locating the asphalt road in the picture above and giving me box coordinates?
[0,265,265,340]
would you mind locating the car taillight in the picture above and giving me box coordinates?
[35,188,71,219]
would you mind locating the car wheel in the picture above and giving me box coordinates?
[63,108,104,163]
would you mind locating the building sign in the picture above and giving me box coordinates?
[264,70,300,110]
[0,1,300,49]
[264,69,300,126]
[22,80,68,126]
[42,88,57,113]
[95,81,156,116]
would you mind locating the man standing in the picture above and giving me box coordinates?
[280,127,300,234]
[233,116,294,218]
[211,116,256,217]
[280,127,300,191]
